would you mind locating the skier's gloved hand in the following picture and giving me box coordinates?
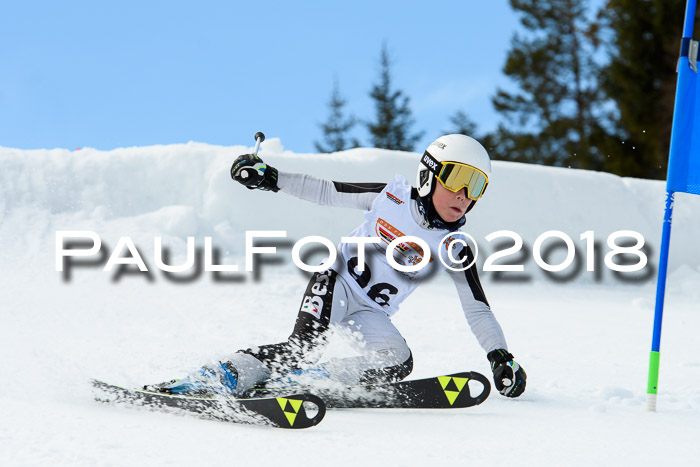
[230,154,279,192]
[487,349,527,398]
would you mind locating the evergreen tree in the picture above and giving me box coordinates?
[489,0,608,170]
[599,0,696,179]
[367,43,424,151]
[443,110,479,137]
[314,78,360,153]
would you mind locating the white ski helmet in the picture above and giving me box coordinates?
[416,134,491,200]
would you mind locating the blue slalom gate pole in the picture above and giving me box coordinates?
[646,0,698,412]
[646,191,674,411]
[684,0,698,38]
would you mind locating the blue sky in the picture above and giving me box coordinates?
[1,1,523,153]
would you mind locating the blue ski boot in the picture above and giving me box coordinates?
[146,361,239,396]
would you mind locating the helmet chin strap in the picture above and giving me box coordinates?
[414,183,467,231]
[465,199,477,214]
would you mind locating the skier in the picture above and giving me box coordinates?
[149,134,526,399]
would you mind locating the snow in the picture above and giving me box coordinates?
[1,140,699,466]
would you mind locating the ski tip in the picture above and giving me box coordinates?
[269,393,326,429]
[435,371,491,408]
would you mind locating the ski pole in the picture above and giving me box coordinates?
[253,131,265,156]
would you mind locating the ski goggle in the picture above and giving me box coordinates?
[421,151,489,200]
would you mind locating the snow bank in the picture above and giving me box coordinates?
[1,139,698,284]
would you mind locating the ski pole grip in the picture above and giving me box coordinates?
[253,131,265,155]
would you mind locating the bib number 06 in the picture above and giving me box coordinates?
[347,257,398,307]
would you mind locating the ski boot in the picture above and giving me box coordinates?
[144,361,239,396]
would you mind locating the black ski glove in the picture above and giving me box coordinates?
[487,349,527,398]
[230,154,279,192]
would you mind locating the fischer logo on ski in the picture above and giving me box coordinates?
[276,397,304,427]
[437,376,469,406]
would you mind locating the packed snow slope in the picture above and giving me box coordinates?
[1,140,699,466]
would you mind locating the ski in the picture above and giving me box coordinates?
[252,371,491,409]
[91,379,326,429]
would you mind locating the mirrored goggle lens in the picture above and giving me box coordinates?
[438,163,488,200]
